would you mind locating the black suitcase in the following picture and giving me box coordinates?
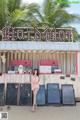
[6,83,19,105]
[36,85,46,106]
[19,84,32,106]
[61,84,75,105]
[0,84,5,106]
[47,83,61,104]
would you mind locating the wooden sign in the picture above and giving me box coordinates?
[2,27,73,41]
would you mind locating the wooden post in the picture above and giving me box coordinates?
[76,51,78,76]
[0,53,2,73]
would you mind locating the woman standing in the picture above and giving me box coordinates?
[31,69,40,111]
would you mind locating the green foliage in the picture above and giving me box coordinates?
[0,0,80,41]
[0,0,40,28]
[35,0,80,28]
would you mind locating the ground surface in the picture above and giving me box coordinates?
[1,103,80,120]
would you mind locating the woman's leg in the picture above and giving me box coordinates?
[32,88,39,111]
[34,89,38,106]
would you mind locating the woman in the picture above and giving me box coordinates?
[31,69,40,111]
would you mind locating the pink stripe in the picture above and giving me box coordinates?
[76,51,78,76]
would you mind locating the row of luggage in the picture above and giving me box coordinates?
[37,84,75,105]
[0,83,75,106]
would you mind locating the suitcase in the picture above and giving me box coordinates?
[61,84,75,105]
[47,83,61,104]
[6,83,19,105]
[0,84,5,106]
[36,85,46,105]
[19,84,32,106]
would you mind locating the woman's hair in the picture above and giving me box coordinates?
[32,69,39,76]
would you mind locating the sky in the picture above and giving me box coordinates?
[22,0,80,33]
[22,0,43,4]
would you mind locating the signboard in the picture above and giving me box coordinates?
[39,60,58,66]
[2,27,73,41]
[10,60,32,66]
[39,66,52,73]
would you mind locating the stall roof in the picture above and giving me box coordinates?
[0,41,80,51]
